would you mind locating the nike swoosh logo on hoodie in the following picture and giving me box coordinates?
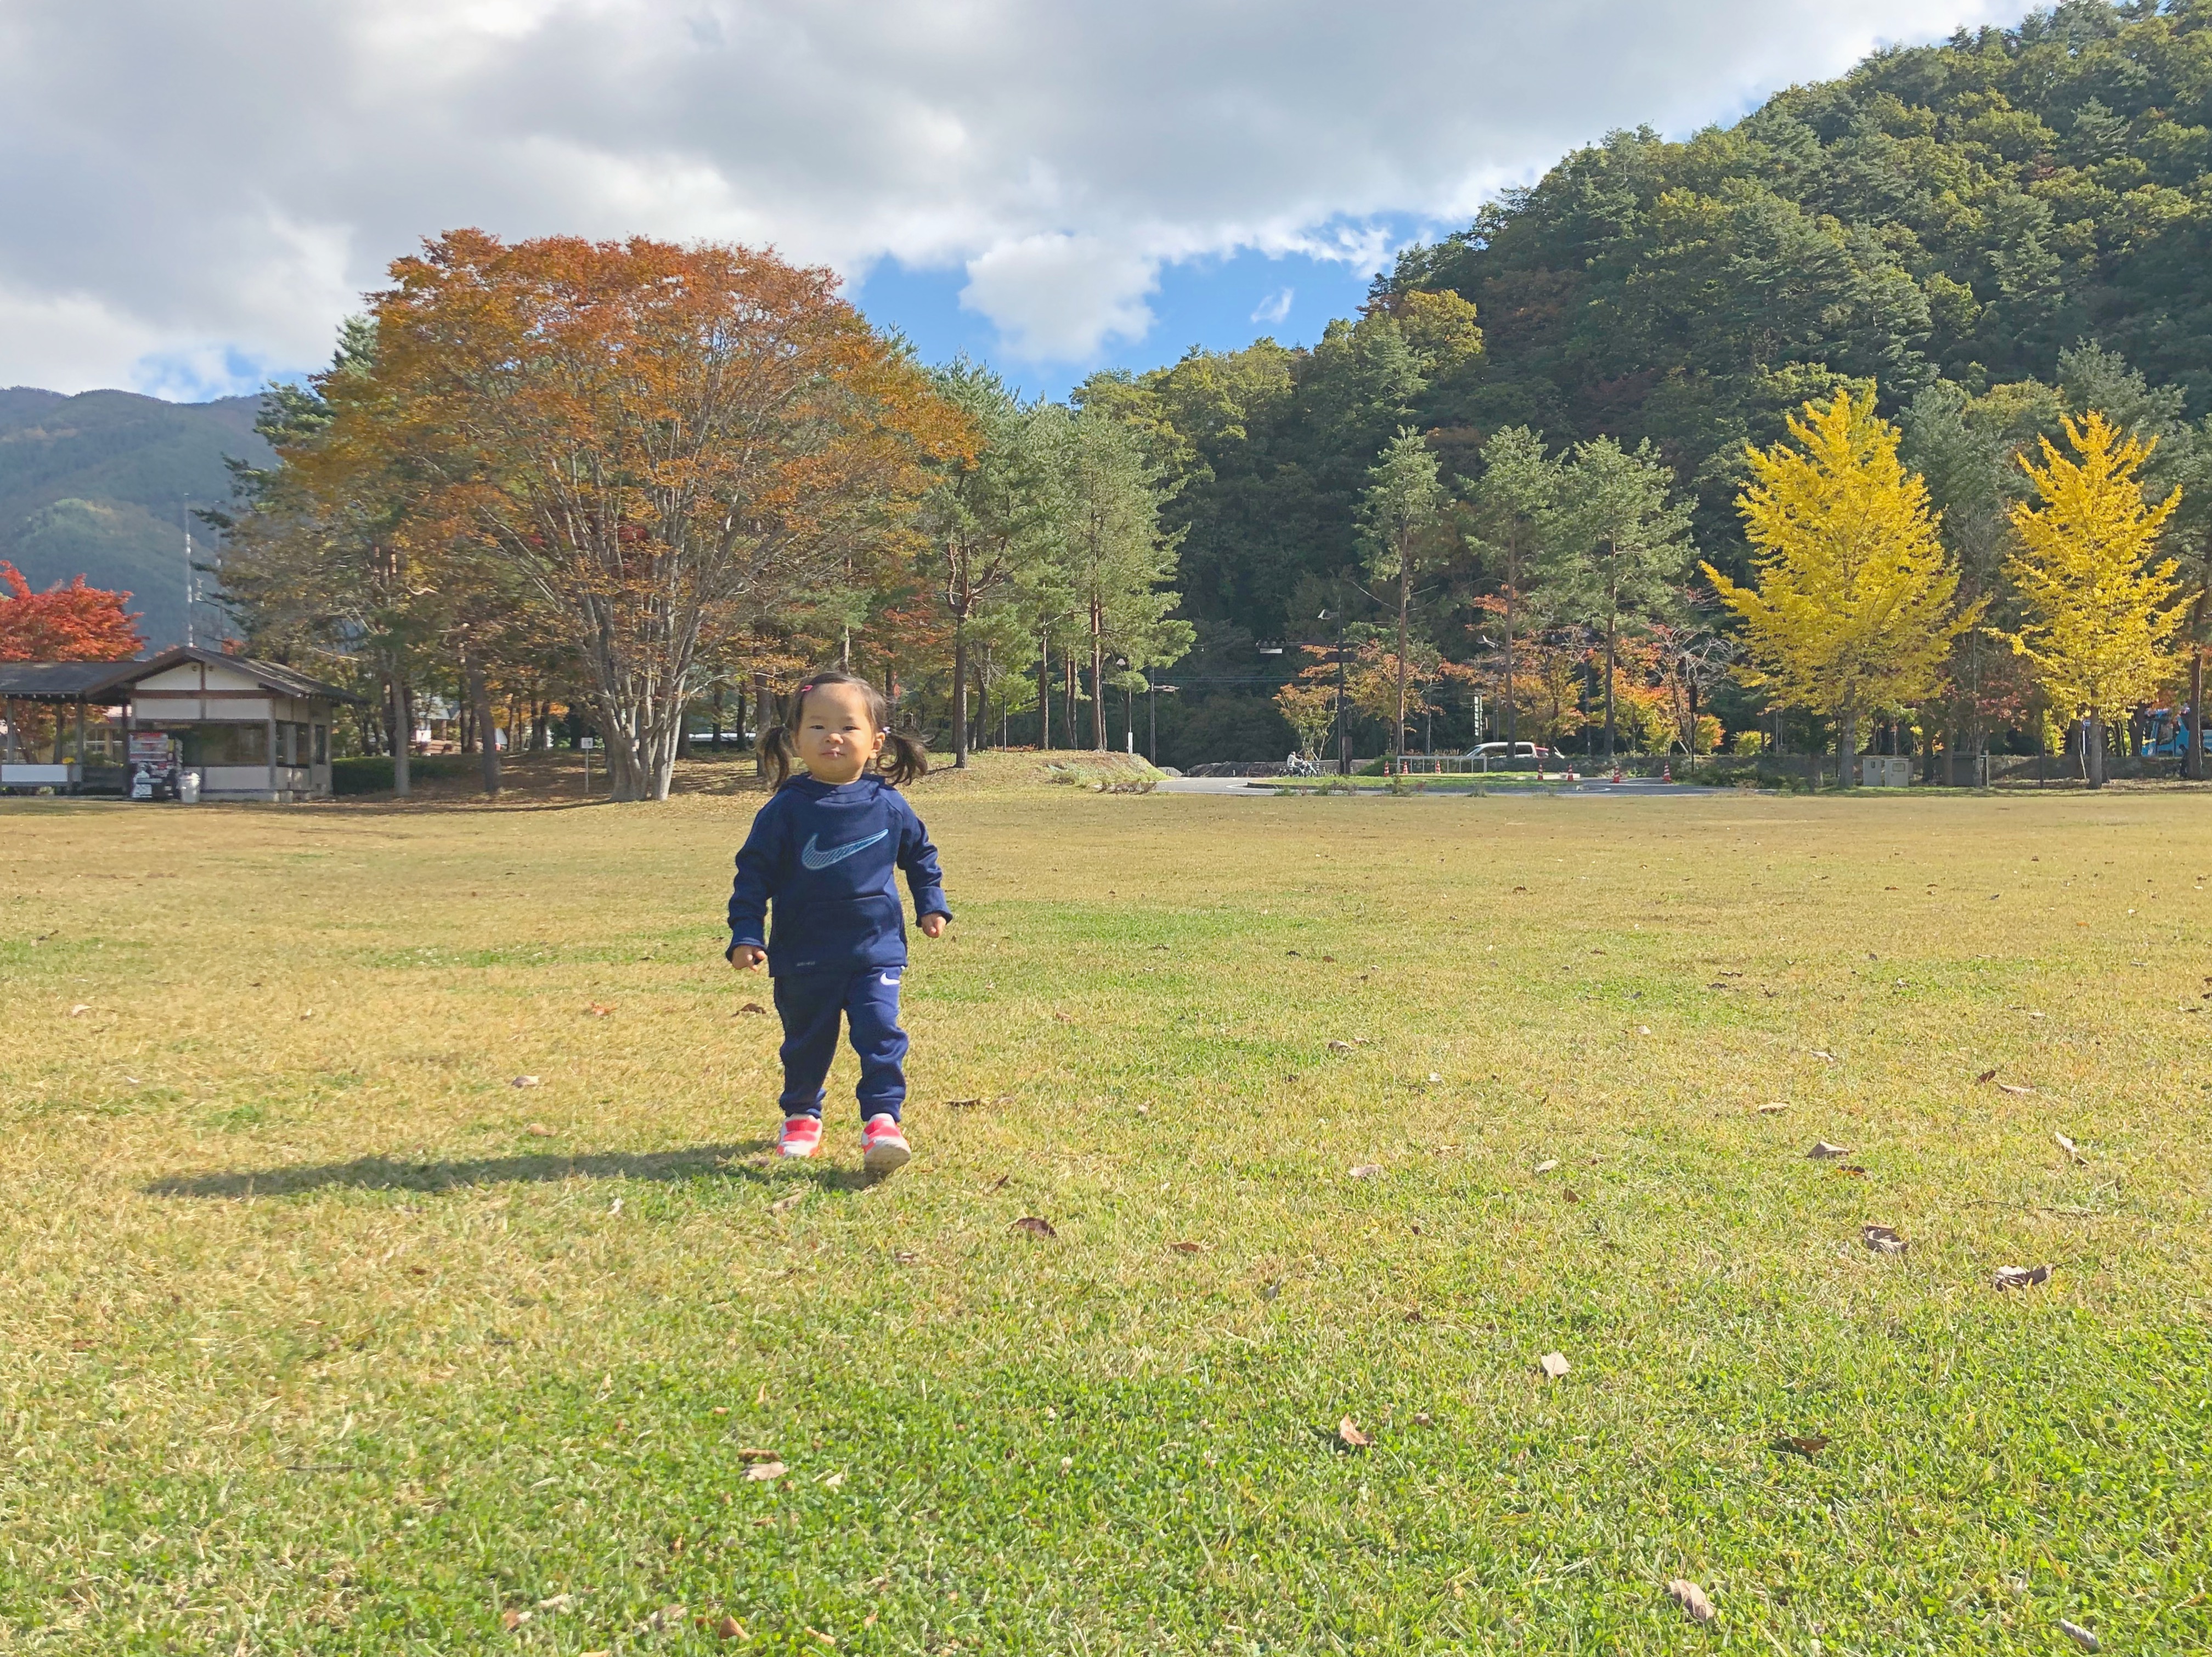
[800,829,889,870]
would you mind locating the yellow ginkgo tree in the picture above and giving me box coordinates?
[1705,388,1977,783]
[2004,410,2183,787]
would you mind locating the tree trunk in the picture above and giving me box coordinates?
[1039,632,1051,750]
[1394,557,1410,759]
[392,674,413,799]
[1502,566,1517,752]
[2086,716,2107,788]
[952,624,970,768]
[1835,702,1857,789]
[464,647,501,798]
[1602,615,1617,763]
[2189,592,2208,781]
[1091,606,1107,752]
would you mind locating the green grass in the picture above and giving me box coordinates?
[2,756,2208,1653]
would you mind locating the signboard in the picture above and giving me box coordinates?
[129,733,175,764]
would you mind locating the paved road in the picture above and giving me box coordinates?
[1156,775,1736,797]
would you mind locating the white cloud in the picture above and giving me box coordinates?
[1251,288,1295,327]
[960,234,1163,360]
[0,0,2017,393]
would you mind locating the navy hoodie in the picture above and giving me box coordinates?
[726,774,950,976]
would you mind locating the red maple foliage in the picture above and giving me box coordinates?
[0,562,143,661]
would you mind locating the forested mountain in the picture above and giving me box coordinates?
[0,389,269,648]
[1125,0,2212,762]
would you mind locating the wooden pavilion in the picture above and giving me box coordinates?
[0,646,358,801]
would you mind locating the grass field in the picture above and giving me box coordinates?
[3,756,2208,1654]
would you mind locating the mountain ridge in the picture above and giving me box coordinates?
[0,387,271,649]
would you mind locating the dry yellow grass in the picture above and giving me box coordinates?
[3,760,2207,1652]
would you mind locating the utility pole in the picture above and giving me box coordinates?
[182,496,195,648]
[1319,608,1349,776]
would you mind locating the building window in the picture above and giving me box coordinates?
[184,723,268,765]
[313,723,328,765]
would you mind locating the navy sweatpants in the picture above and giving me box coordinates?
[772,968,907,1121]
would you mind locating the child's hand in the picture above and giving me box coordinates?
[919,913,948,938]
[729,944,767,970]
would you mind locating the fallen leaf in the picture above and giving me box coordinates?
[1539,1351,1570,1379]
[2055,1131,2085,1164]
[1637,1025,1652,1036]
[1976,1067,1998,1083]
[893,1250,919,1264]
[1347,1163,1383,1179]
[511,1075,541,1088]
[1562,1188,1582,1204]
[734,1446,780,1462]
[737,1002,767,1016]
[805,1627,836,1647]
[1993,1264,2052,1291]
[1413,1411,1433,1426]
[1327,1039,1355,1054]
[500,1606,529,1630]
[1837,1164,1867,1177]
[743,1460,786,1481]
[1772,1433,1829,1457]
[710,1406,729,1416]
[1170,1240,1202,1253]
[525,1123,555,1138]
[1757,1102,1789,1114]
[943,1097,983,1109]
[714,1614,746,1640]
[1533,1158,1560,1174]
[2058,1617,2099,1652]
[822,1470,845,1489]
[1862,1224,1908,1256]
[1810,1048,1837,1061]
[586,1002,614,1017]
[1053,1011,1072,1023]
[1336,1415,1371,1449]
[1667,1579,1717,1624]
[769,1191,804,1215]
[1999,1082,2035,1096]
[67,1004,90,1017]
[648,1605,686,1632]
[985,1173,1009,1191]
[1805,1141,1850,1160]
[1011,1215,1057,1240]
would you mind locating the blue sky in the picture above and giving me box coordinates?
[851,235,1402,401]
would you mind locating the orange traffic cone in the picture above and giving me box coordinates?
[1662,761,1673,783]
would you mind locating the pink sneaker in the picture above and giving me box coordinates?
[778,1116,822,1158]
[861,1113,911,1173]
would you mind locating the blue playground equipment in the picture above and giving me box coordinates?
[2139,706,2211,756]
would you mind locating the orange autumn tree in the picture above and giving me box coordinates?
[0,562,143,661]
[323,230,966,801]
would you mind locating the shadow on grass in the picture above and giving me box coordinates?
[144,1140,788,1198]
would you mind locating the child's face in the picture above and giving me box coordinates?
[795,682,885,784]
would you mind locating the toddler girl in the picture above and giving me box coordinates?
[726,671,950,1171]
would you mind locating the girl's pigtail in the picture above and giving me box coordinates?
[755,723,799,787]
[879,730,930,787]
